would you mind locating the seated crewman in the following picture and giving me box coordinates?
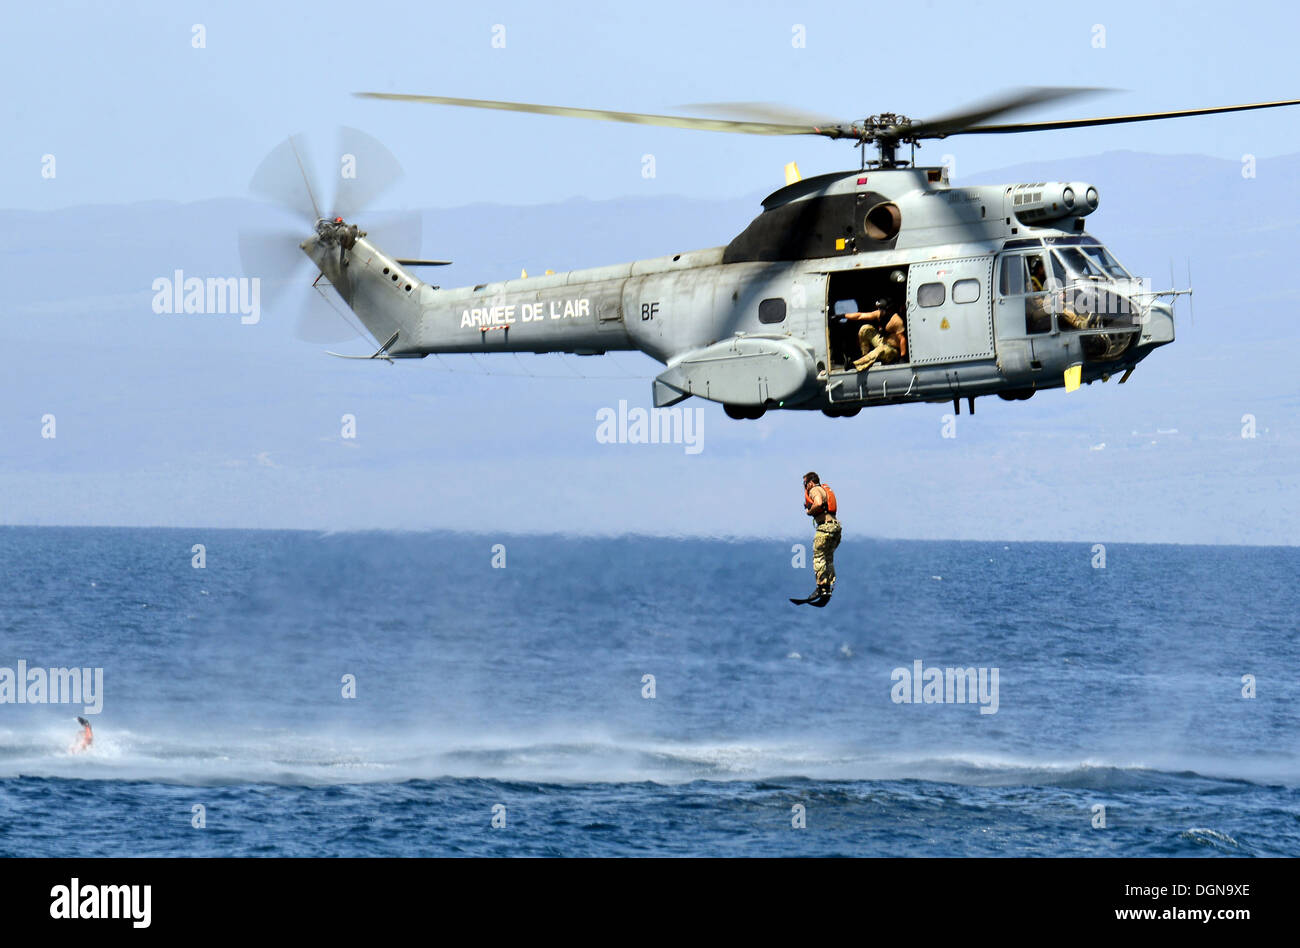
[843,299,906,372]
[1024,254,1091,331]
[1028,256,1047,292]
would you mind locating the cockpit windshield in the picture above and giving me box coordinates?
[1054,244,1131,281]
[1055,247,1106,280]
[1080,244,1131,279]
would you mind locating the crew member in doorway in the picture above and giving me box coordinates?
[803,472,841,599]
[844,300,907,372]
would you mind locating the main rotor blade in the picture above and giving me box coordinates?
[900,86,1108,140]
[249,134,321,222]
[356,91,825,136]
[678,101,843,128]
[954,97,1300,135]
[330,126,405,221]
[358,89,1300,147]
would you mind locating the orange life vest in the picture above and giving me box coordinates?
[804,483,837,515]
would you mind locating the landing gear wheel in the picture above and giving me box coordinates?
[822,405,862,418]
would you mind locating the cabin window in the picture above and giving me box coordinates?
[952,279,981,304]
[917,282,946,308]
[758,298,786,324]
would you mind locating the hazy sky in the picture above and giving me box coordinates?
[4,0,1300,210]
[2,2,1297,544]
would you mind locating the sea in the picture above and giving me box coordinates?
[1,527,1296,857]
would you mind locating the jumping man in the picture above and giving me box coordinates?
[803,472,842,601]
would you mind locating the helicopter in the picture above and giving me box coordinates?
[245,88,1300,420]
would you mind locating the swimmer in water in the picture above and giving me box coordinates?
[71,716,93,753]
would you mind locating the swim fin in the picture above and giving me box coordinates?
[790,588,831,606]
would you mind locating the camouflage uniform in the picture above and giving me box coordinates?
[854,323,901,372]
[813,517,842,590]
[1057,307,1093,330]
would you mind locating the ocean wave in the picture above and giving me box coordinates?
[1,725,1292,790]
[1179,827,1247,854]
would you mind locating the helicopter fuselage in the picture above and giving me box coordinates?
[302,165,1174,418]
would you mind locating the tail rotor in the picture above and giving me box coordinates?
[238,128,422,343]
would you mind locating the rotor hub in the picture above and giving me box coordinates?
[316,217,363,249]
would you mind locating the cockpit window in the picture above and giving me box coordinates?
[1049,251,1068,286]
[1079,244,1131,280]
[1055,247,1107,280]
[999,256,1024,295]
[1054,245,1131,282]
[1025,253,1051,291]
[1022,254,1052,335]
